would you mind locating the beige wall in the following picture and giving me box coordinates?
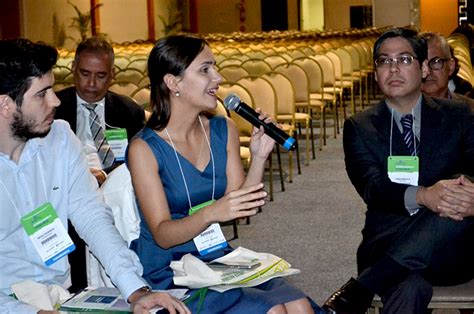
[20,0,166,49]
[195,0,300,34]
[195,0,261,34]
[18,0,462,47]
[324,0,373,30]
[21,0,89,49]
[101,0,148,43]
[373,0,411,28]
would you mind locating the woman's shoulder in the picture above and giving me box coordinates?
[209,115,230,140]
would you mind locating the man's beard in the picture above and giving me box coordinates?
[11,109,52,141]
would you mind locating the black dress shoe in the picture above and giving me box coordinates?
[322,277,374,314]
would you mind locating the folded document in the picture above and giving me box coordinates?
[171,247,300,292]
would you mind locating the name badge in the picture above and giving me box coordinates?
[387,156,419,186]
[20,203,76,266]
[189,200,228,256]
[105,128,128,162]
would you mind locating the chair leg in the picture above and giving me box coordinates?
[288,149,293,183]
[305,120,310,166]
[268,151,273,201]
[322,106,327,146]
[350,85,355,115]
[276,146,285,191]
[332,99,337,139]
[231,220,238,240]
[294,130,302,175]
[310,117,316,159]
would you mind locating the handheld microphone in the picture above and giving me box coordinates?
[223,93,296,151]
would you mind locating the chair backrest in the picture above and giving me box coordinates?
[312,54,337,87]
[300,45,316,57]
[359,40,374,66]
[114,56,131,71]
[334,48,354,77]
[343,46,362,72]
[237,75,277,117]
[131,87,150,107]
[325,50,344,82]
[264,55,289,69]
[217,57,243,68]
[219,65,250,82]
[219,47,242,58]
[114,68,146,85]
[274,63,309,106]
[353,42,369,71]
[293,57,324,95]
[216,81,255,137]
[240,58,272,76]
[109,81,140,98]
[246,50,267,60]
[127,58,148,73]
[261,72,295,121]
[287,49,307,60]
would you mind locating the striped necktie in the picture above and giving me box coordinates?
[400,114,419,156]
[83,103,115,168]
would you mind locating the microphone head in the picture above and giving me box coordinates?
[224,93,241,111]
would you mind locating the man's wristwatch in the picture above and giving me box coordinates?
[137,286,152,292]
[128,286,152,303]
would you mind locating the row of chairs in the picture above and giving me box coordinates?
[448,32,474,87]
[215,41,377,144]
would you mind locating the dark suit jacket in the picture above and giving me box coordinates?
[343,95,474,272]
[55,86,145,142]
[452,92,474,110]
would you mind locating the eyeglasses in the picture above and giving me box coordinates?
[374,55,418,68]
[427,57,450,70]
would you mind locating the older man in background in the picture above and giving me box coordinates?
[420,31,474,107]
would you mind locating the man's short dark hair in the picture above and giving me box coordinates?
[0,38,58,106]
[373,27,427,66]
[74,36,115,64]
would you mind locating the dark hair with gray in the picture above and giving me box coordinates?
[146,34,207,130]
[74,36,115,65]
[373,27,427,66]
[0,38,58,106]
[419,31,452,58]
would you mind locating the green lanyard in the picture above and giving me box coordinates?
[184,287,208,314]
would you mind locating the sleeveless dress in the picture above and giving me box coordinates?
[127,116,321,313]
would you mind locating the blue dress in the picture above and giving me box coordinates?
[127,116,321,313]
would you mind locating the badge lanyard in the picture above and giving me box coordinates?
[2,158,75,266]
[164,115,227,255]
[387,108,419,186]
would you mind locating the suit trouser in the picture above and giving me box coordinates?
[359,210,474,314]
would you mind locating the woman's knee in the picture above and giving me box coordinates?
[267,304,287,314]
[284,297,314,314]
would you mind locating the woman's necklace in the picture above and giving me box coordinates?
[164,115,215,209]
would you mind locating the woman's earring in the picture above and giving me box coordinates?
[175,91,180,97]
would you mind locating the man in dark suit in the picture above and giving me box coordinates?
[323,28,474,314]
[420,31,474,107]
[56,36,145,184]
[55,37,145,293]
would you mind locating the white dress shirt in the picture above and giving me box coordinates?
[0,120,147,313]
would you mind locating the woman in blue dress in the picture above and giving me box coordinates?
[127,34,320,313]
